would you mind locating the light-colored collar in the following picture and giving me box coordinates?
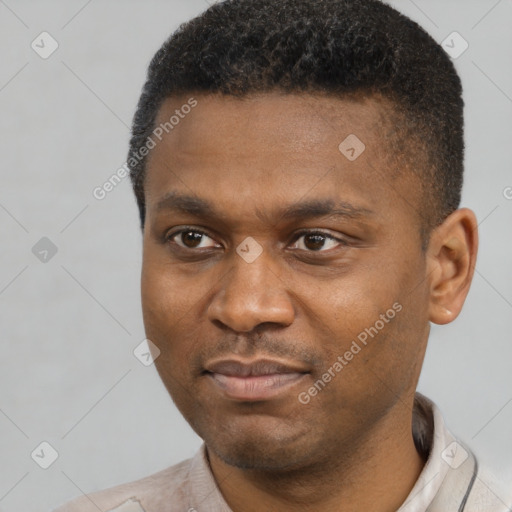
[400,392,464,510]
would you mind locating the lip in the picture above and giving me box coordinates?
[204,358,309,377]
[203,358,309,401]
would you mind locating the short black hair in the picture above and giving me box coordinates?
[128,0,464,239]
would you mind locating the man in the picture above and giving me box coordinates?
[55,0,511,510]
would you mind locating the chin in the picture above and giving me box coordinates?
[211,440,307,471]
[200,420,318,471]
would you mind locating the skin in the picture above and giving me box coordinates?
[140,92,478,512]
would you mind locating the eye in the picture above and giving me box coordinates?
[167,228,219,250]
[165,227,347,253]
[290,230,347,252]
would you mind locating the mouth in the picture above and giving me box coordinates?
[203,358,310,401]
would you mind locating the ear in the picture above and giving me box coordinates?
[426,208,478,325]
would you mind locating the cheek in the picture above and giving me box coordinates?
[141,265,202,414]
[140,258,202,374]
[308,270,407,372]
[141,252,205,326]
[318,268,395,330]
[316,270,427,406]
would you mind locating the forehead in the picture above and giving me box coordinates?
[152,91,387,157]
[144,92,421,229]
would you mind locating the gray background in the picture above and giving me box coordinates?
[0,0,511,510]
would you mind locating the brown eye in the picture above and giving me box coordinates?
[303,234,328,251]
[291,231,346,252]
[167,229,218,250]
[180,231,204,248]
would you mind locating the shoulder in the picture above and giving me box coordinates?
[52,456,194,512]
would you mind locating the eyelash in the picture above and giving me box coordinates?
[165,226,348,253]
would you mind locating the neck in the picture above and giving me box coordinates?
[207,398,426,512]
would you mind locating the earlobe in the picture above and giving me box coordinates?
[427,208,478,325]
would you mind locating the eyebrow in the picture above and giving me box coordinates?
[153,191,375,223]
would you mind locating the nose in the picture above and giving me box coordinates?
[207,251,295,333]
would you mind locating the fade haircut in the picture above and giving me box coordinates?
[128,0,464,242]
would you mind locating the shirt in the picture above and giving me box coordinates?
[53,392,511,512]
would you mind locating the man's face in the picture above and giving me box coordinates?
[141,92,432,471]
